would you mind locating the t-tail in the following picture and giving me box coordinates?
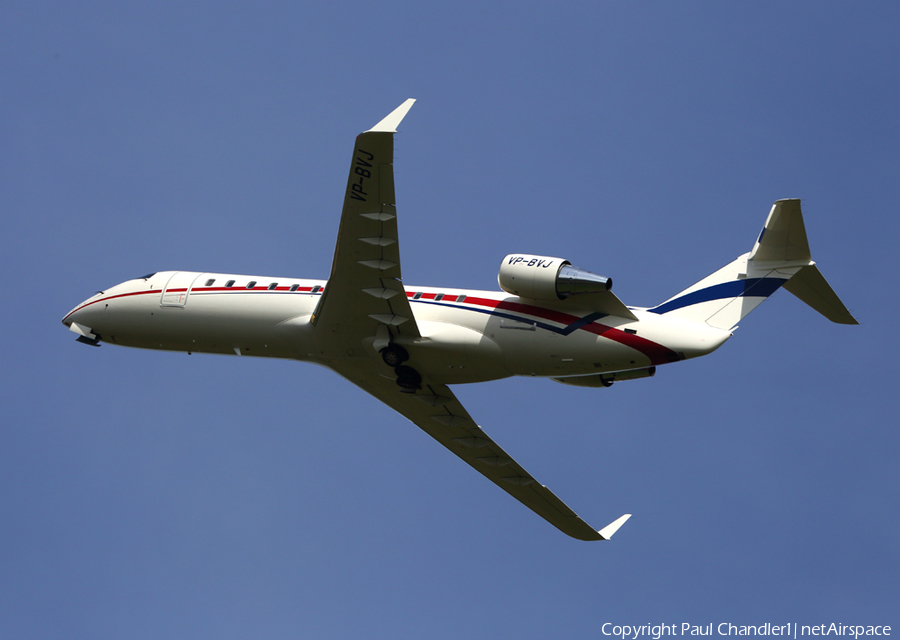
[648,199,858,330]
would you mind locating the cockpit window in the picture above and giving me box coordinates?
[139,273,157,280]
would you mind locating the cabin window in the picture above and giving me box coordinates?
[413,292,422,300]
[435,293,444,301]
[205,278,215,287]
[246,281,257,289]
[289,284,299,292]
[457,295,466,303]
[268,282,278,290]
[311,285,321,293]
[225,280,235,288]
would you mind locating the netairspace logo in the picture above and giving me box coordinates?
[600,624,892,640]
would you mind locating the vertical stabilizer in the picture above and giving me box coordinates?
[748,198,811,262]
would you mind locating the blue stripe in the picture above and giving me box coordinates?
[559,311,606,335]
[648,277,787,315]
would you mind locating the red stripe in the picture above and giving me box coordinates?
[64,285,321,320]
[410,293,679,365]
[64,289,160,320]
[579,323,680,364]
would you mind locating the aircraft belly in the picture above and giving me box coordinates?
[402,320,507,384]
[409,298,658,378]
[496,328,652,377]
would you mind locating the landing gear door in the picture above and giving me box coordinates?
[161,272,201,308]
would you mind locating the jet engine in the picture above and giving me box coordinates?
[498,254,612,300]
[551,366,656,388]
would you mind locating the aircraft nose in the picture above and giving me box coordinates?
[63,301,82,327]
[63,293,97,326]
[62,294,105,345]
[62,306,85,328]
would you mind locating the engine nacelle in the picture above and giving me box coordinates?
[551,366,656,388]
[498,254,612,300]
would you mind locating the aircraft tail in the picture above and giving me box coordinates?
[648,199,857,330]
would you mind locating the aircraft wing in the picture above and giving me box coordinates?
[328,357,632,542]
[312,99,421,355]
[314,101,629,540]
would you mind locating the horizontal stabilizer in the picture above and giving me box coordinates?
[783,264,858,324]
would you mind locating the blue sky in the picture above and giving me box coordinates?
[2,2,898,638]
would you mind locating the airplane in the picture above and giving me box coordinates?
[62,99,858,542]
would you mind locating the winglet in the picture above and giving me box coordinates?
[367,98,416,133]
[598,513,632,540]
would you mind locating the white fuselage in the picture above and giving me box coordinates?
[63,270,731,384]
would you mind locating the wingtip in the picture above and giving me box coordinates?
[367,98,416,133]
[598,513,632,540]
